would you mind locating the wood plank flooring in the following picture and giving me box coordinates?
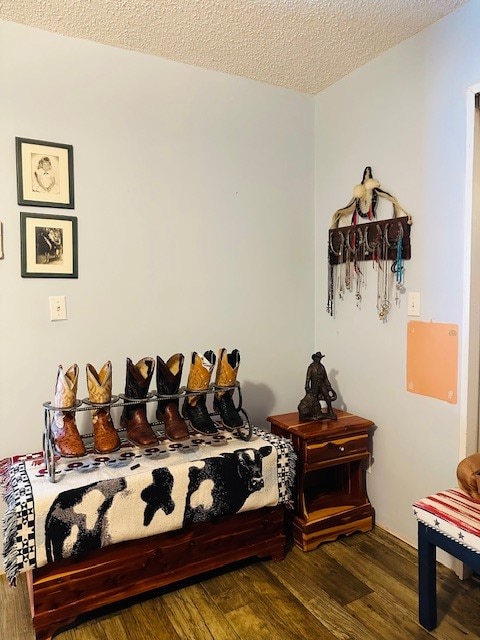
[2,526,480,640]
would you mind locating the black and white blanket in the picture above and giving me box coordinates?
[1,425,295,586]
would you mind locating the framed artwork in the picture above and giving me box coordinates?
[20,212,78,278]
[16,137,74,208]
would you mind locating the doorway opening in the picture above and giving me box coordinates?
[460,86,480,459]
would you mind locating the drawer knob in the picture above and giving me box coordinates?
[339,446,345,452]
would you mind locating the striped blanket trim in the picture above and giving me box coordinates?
[413,488,480,554]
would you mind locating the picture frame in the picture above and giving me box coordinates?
[16,137,74,208]
[20,212,78,278]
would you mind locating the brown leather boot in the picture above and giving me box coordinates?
[86,361,120,454]
[120,357,158,447]
[183,351,217,435]
[213,348,243,430]
[156,354,190,441]
[52,364,86,457]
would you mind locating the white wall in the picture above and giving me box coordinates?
[0,21,314,465]
[315,0,480,549]
[3,0,480,572]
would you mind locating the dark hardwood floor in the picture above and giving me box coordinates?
[2,526,480,639]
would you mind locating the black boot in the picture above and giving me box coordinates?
[183,351,217,435]
[213,348,243,430]
[120,357,158,446]
[156,354,190,441]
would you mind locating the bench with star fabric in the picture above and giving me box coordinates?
[412,488,480,630]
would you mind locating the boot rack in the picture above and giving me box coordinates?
[42,383,252,483]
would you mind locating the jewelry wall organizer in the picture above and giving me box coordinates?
[326,167,412,322]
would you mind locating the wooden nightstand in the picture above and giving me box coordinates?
[267,410,375,551]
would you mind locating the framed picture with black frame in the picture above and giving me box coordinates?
[20,212,78,278]
[16,137,74,208]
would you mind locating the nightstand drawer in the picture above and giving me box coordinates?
[305,434,368,465]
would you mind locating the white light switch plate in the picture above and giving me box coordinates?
[49,296,67,321]
[407,292,420,316]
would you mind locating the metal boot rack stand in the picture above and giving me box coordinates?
[43,383,252,483]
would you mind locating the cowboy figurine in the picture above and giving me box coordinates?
[298,352,337,421]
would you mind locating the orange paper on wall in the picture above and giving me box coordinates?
[406,321,458,404]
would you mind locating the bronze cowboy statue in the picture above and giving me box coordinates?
[298,352,337,421]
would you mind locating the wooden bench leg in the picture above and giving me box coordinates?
[418,522,437,630]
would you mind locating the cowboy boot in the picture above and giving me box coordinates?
[183,351,217,435]
[120,357,158,447]
[52,364,86,457]
[156,354,190,441]
[86,361,121,454]
[213,348,243,430]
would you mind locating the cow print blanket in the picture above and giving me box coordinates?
[1,425,295,586]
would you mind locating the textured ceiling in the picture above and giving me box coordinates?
[0,0,470,94]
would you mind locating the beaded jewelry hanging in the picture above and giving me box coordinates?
[392,223,406,305]
[377,223,392,322]
[354,227,366,307]
[327,167,412,320]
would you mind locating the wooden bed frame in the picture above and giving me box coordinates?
[26,505,285,640]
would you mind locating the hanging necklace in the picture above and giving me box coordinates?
[345,229,355,292]
[327,231,344,316]
[355,227,365,307]
[378,224,392,322]
[392,222,405,306]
